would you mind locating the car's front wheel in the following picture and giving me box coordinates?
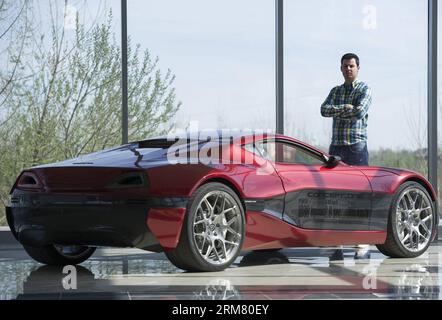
[23,244,96,265]
[165,182,245,272]
[376,182,435,258]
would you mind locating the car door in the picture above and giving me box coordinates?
[255,139,373,230]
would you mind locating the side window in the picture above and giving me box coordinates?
[292,147,323,165]
[255,141,323,165]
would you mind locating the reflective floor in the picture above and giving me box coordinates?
[1,242,442,300]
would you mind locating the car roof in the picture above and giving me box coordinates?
[135,130,325,156]
[145,130,269,141]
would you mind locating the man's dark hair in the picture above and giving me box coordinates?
[341,53,359,66]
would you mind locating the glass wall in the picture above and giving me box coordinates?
[127,0,275,136]
[0,0,122,225]
[0,1,437,225]
[438,1,442,210]
[284,0,428,177]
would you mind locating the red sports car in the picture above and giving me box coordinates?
[5,131,439,271]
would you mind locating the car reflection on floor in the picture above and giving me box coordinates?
[0,244,438,300]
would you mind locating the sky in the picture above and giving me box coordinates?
[6,0,439,151]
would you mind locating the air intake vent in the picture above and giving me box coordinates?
[106,172,148,189]
[119,175,143,186]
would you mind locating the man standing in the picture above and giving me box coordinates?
[321,53,372,166]
[321,53,372,260]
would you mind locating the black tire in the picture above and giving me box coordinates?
[376,182,436,258]
[165,182,245,272]
[23,244,96,265]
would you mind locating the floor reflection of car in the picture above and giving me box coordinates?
[239,250,290,267]
[14,248,440,300]
[17,265,96,299]
[6,132,440,272]
[193,279,241,300]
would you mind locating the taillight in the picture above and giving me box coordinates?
[16,172,42,190]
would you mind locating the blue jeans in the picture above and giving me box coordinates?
[329,141,369,166]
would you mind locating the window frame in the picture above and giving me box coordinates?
[243,138,326,165]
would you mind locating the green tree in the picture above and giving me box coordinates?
[0,0,32,225]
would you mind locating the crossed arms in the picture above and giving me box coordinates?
[320,86,372,121]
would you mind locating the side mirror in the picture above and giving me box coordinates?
[323,155,341,168]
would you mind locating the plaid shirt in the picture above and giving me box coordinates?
[321,80,372,146]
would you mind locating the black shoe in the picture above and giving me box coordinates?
[329,249,344,261]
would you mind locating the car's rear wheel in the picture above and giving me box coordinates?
[376,182,435,258]
[23,244,96,265]
[165,182,245,272]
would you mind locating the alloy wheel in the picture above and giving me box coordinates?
[395,187,433,252]
[192,191,243,265]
